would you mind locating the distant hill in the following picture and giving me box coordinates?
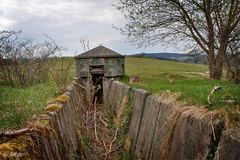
[129,52,207,64]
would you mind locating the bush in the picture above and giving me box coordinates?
[0,31,60,88]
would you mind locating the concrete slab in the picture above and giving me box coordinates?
[134,95,161,160]
[128,88,150,156]
[215,129,240,160]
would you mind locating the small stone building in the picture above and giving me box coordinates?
[75,45,125,103]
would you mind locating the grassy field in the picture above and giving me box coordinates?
[0,57,75,131]
[0,80,56,130]
[123,57,240,109]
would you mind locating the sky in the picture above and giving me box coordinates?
[0,0,186,56]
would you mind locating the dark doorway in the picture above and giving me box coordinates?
[92,74,104,104]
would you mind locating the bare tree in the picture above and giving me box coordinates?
[0,31,60,87]
[80,36,90,52]
[115,0,240,80]
[225,40,240,83]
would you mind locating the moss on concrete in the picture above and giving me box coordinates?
[124,136,131,155]
[54,95,70,103]
[0,136,33,159]
[39,119,50,125]
[44,104,62,112]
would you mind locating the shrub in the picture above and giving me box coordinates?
[0,30,60,88]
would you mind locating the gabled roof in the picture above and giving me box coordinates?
[75,45,124,59]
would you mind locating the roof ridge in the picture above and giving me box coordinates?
[75,45,124,58]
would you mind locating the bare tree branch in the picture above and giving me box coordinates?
[115,0,240,80]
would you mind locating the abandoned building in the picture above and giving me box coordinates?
[75,45,125,103]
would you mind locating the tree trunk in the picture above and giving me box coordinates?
[225,53,240,84]
[226,67,240,84]
[208,53,223,80]
[209,63,222,79]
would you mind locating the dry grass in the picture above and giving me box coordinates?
[78,93,132,160]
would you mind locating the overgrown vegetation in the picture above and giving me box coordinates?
[50,57,74,92]
[0,57,75,131]
[78,79,133,160]
[0,80,56,131]
[0,31,59,87]
[0,30,75,131]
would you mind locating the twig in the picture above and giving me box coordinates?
[105,128,119,160]
[210,117,216,141]
[94,98,99,142]
[99,115,108,127]
[86,110,89,134]
[111,128,119,145]
[0,128,31,137]
[73,82,86,90]
[109,128,119,151]
[102,138,107,151]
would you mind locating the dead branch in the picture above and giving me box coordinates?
[73,82,86,90]
[102,138,107,151]
[94,98,99,142]
[99,115,108,127]
[0,31,60,88]
[210,117,216,141]
[86,110,89,134]
[0,128,31,137]
[80,36,89,52]
[105,128,119,160]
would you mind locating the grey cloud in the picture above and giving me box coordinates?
[0,0,181,56]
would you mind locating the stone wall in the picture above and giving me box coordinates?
[104,80,240,160]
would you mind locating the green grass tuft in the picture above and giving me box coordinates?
[0,80,57,131]
[0,57,75,131]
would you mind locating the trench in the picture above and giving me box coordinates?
[78,102,122,160]
[74,46,130,159]
[75,77,131,160]
[0,80,239,160]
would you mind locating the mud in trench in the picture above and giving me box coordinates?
[79,100,131,160]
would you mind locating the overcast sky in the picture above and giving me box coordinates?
[0,0,185,56]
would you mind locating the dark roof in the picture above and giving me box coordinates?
[75,45,124,59]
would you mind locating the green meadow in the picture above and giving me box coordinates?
[124,57,239,108]
[0,57,239,130]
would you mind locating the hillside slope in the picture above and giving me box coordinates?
[130,52,207,63]
[124,57,239,107]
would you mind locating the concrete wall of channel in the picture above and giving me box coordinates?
[0,81,85,160]
[104,80,240,160]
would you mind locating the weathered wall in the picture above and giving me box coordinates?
[104,58,125,77]
[75,58,89,78]
[1,80,239,160]
[0,81,85,160]
[215,129,240,160]
[104,80,240,160]
[37,83,83,160]
[75,57,125,78]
